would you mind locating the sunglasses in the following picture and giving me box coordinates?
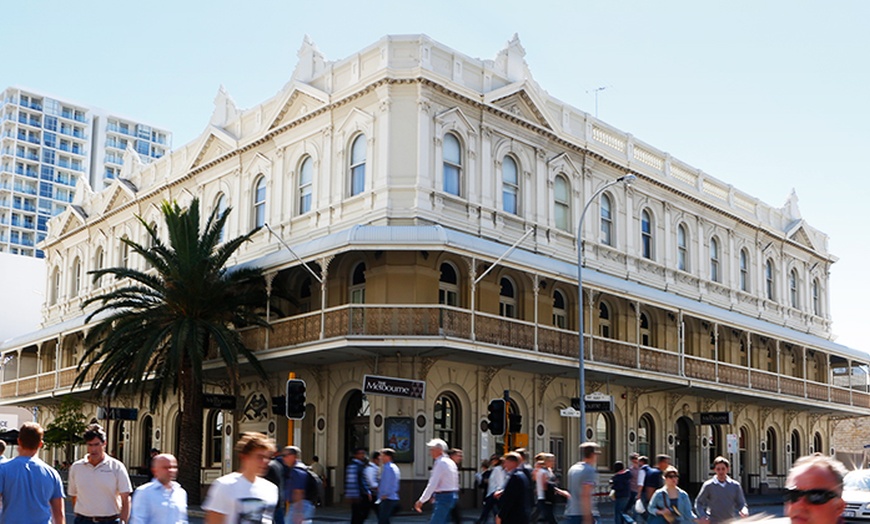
[665,475,679,479]
[783,488,840,505]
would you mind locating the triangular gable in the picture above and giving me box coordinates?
[57,209,86,237]
[434,107,477,135]
[787,222,817,251]
[243,152,273,178]
[336,107,375,136]
[485,81,555,130]
[189,127,239,171]
[99,181,133,215]
[268,84,329,130]
[547,152,581,179]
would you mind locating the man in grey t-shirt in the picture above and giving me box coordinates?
[695,456,748,523]
[564,442,600,524]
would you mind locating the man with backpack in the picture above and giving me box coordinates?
[283,446,322,524]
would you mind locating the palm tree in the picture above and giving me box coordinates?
[75,198,270,503]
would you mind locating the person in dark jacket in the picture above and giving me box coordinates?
[263,449,288,524]
[496,452,530,524]
[610,461,632,524]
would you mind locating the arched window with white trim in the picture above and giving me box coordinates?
[439,262,459,307]
[710,237,721,282]
[94,247,105,288]
[765,259,775,300]
[600,194,613,246]
[502,156,519,215]
[598,301,612,338]
[812,278,821,315]
[443,133,462,196]
[214,193,227,243]
[739,248,750,292]
[252,176,266,228]
[789,268,799,308]
[640,312,652,347]
[641,209,653,259]
[499,277,517,318]
[298,156,313,215]
[553,289,567,329]
[71,257,82,297]
[554,174,570,232]
[350,262,366,304]
[349,134,366,197]
[677,224,688,271]
[49,266,60,305]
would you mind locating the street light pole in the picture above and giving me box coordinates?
[577,174,636,440]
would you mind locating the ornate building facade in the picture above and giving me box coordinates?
[0,35,866,497]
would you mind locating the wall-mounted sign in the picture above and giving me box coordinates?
[203,394,237,410]
[97,407,139,421]
[694,412,733,425]
[572,393,614,413]
[363,375,425,400]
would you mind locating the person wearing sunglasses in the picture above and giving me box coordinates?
[782,453,846,524]
[646,466,695,524]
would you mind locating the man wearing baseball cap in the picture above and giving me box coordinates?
[414,438,459,523]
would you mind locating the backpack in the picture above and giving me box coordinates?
[305,467,325,504]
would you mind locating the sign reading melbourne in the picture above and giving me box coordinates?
[203,394,238,410]
[694,411,733,425]
[363,375,426,400]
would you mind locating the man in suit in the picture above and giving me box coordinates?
[496,452,530,524]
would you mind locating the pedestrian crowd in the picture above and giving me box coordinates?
[0,422,852,524]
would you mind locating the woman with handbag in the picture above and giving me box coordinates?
[646,466,696,524]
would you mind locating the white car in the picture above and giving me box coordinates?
[843,469,870,521]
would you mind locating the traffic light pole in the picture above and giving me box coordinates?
[287,372,295,446]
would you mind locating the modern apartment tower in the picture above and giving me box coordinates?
[0,86,171,257]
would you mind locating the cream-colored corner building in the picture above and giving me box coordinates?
[1,35,867,498]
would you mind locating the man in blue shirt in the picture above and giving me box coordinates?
[130,453,187,523]
[377,448,400,524]
[0,422,65,523]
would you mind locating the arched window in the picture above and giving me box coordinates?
[145,222,157,270]
[173,412,181,457]
[112,420,126,461]
[120,236,130,269]
[141,415,153,468]
[94,247,105,288]
[207,410,224,467]
[298,156,313,215]
[439,262,459,307]
[790,429,801,466]
[677,224,688,271]
[767,427,778,475]
[638,414,655,459]
[214,193,228,243]
[552,290,567,329]
[813,432,822,454]
[443,133,462,196]
[554,175,570,232]
[789,269,799,308]
[641,209,653,259]
[502,156,519,215]
[709,237,720,282]
[499,277,517,318]
[349,134,366,196]
[739,426,748,480]
[350,262,366,304]
[592,413,614,467]
[433,392,461,449]
[49,266,60,305]
[71,257,82,297]
[600,194,613,246]
[253,176,266,228]
[765,259,775,300]
[812,278,821,315]
[299,277,312,313]
[739,249,750,292]
[640,312,651,347]
[598,301,612,338]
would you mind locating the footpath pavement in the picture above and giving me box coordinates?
[174,492,787,523]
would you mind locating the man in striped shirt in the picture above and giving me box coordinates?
[414,439,459,524]
[345,448,371,524]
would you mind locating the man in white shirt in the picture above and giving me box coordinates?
[68,423,133,524]
[202,432,279,524]
[414,438,459,524]
[130,453,188,523]
[364,451,381,519]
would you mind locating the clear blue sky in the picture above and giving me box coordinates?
[4,0,867,352]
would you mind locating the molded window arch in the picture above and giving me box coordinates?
[298,156,313,215]
[592,412,615,467]
[439,262,460,307]
[789,268,800,308]
[813,432,822,454]
[120,236,130,269]
[554,174,571,232]
[350,262,366,304]
[349,134,367,196]
[600,193,613,246]
[252,176,266,228]
[499,276,517,318]
[640,311,652,347]
[71,256,82,297]
[677,223,689,271]
[638,413,656,459]
[433,391,461,449]
[766,427,778,475]
[598,300,613,338]
[214,193,228,243]
[641,209,653,259]
[739,248,750,292]
[765,259,776,300]
[442,133,462,196]
[49,266,60,305]
[552,289,568,329]
[206,410,224,467]
[94,246,105,288]
[502,156,519,215]
[710,237,721,282]
[812,278,821,315]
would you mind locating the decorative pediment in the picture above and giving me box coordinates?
[547,152,581,179]
[485,81,554,130]
[243,152,272,178]
[336,107,375,137]
[98,180,135,216]
[786,220,817,251]
[56,208,86,237]
[434,107,477,136]
[188,127,239,171]
[268,85,329,130]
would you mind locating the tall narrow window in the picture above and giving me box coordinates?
[593,413,614,467]
[439,263,459,307]
[207,410,224,467]
[789,269,799,308]
[71,257,82,297]
[554,175,570,232]
[640,312,651,346]
[638,414,655,459]
[215,193,227,243]
[600,194,613,246]
[499,277,516,318]
[94,247,105,288]
[433,393,460,449]
[253,176,266,228]
[350,262,366,304]
[598,302,611,338]
[812,279,820,315]
[349,134,366,196]
[120,236,130,269]
[502,156,519,215]
[443,133,461,196]
[677,224,688,271]
[49,267,60,305]
[298,156,313,215]
[710,237,720,282]
[553,290,567,329]
[765,259,775,300]
[641,209,653,259]
[739,249,749,292]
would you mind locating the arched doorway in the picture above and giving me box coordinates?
[674,417,694,487]
[301,403,316,461]
[343,390,370,466]
[141,415,153,470]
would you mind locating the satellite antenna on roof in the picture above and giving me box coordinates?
[587,85,611,118]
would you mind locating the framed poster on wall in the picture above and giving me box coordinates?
[384,417,414,463]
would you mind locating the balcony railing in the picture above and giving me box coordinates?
[4,304,868,410]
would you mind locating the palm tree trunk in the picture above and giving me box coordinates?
[178,365,204,505]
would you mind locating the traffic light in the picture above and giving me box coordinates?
[271,396,286,416]
[286,379,307,419]
[509,412,522,433]
[487,398,506,436]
